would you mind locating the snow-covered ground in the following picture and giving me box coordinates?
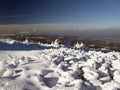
[0,39,120,90]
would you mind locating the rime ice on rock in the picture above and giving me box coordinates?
[23,39,29,44]
[74,42,84,49]
[54,39,59,47]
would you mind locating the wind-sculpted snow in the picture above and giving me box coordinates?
[0,39,120,90]
[0,39,55,50]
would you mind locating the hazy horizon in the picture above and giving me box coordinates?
[0,24,120,38]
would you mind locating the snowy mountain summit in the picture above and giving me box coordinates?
[0,39,120,90]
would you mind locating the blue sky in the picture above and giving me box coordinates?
[0,0,120,30]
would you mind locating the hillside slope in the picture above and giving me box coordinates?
[0,39,120,90]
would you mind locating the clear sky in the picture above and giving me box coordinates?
[0,0,120,33]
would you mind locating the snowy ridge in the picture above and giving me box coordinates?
[0,39,120,90]
[0,39,55,50]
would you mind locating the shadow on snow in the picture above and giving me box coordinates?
[0,41,55,51]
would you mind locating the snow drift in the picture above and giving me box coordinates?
[0,39,120,90]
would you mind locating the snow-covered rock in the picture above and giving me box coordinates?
[74,42,85,49]
[0,39,119,90]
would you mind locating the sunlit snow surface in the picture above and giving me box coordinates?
[0,39,120,90]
